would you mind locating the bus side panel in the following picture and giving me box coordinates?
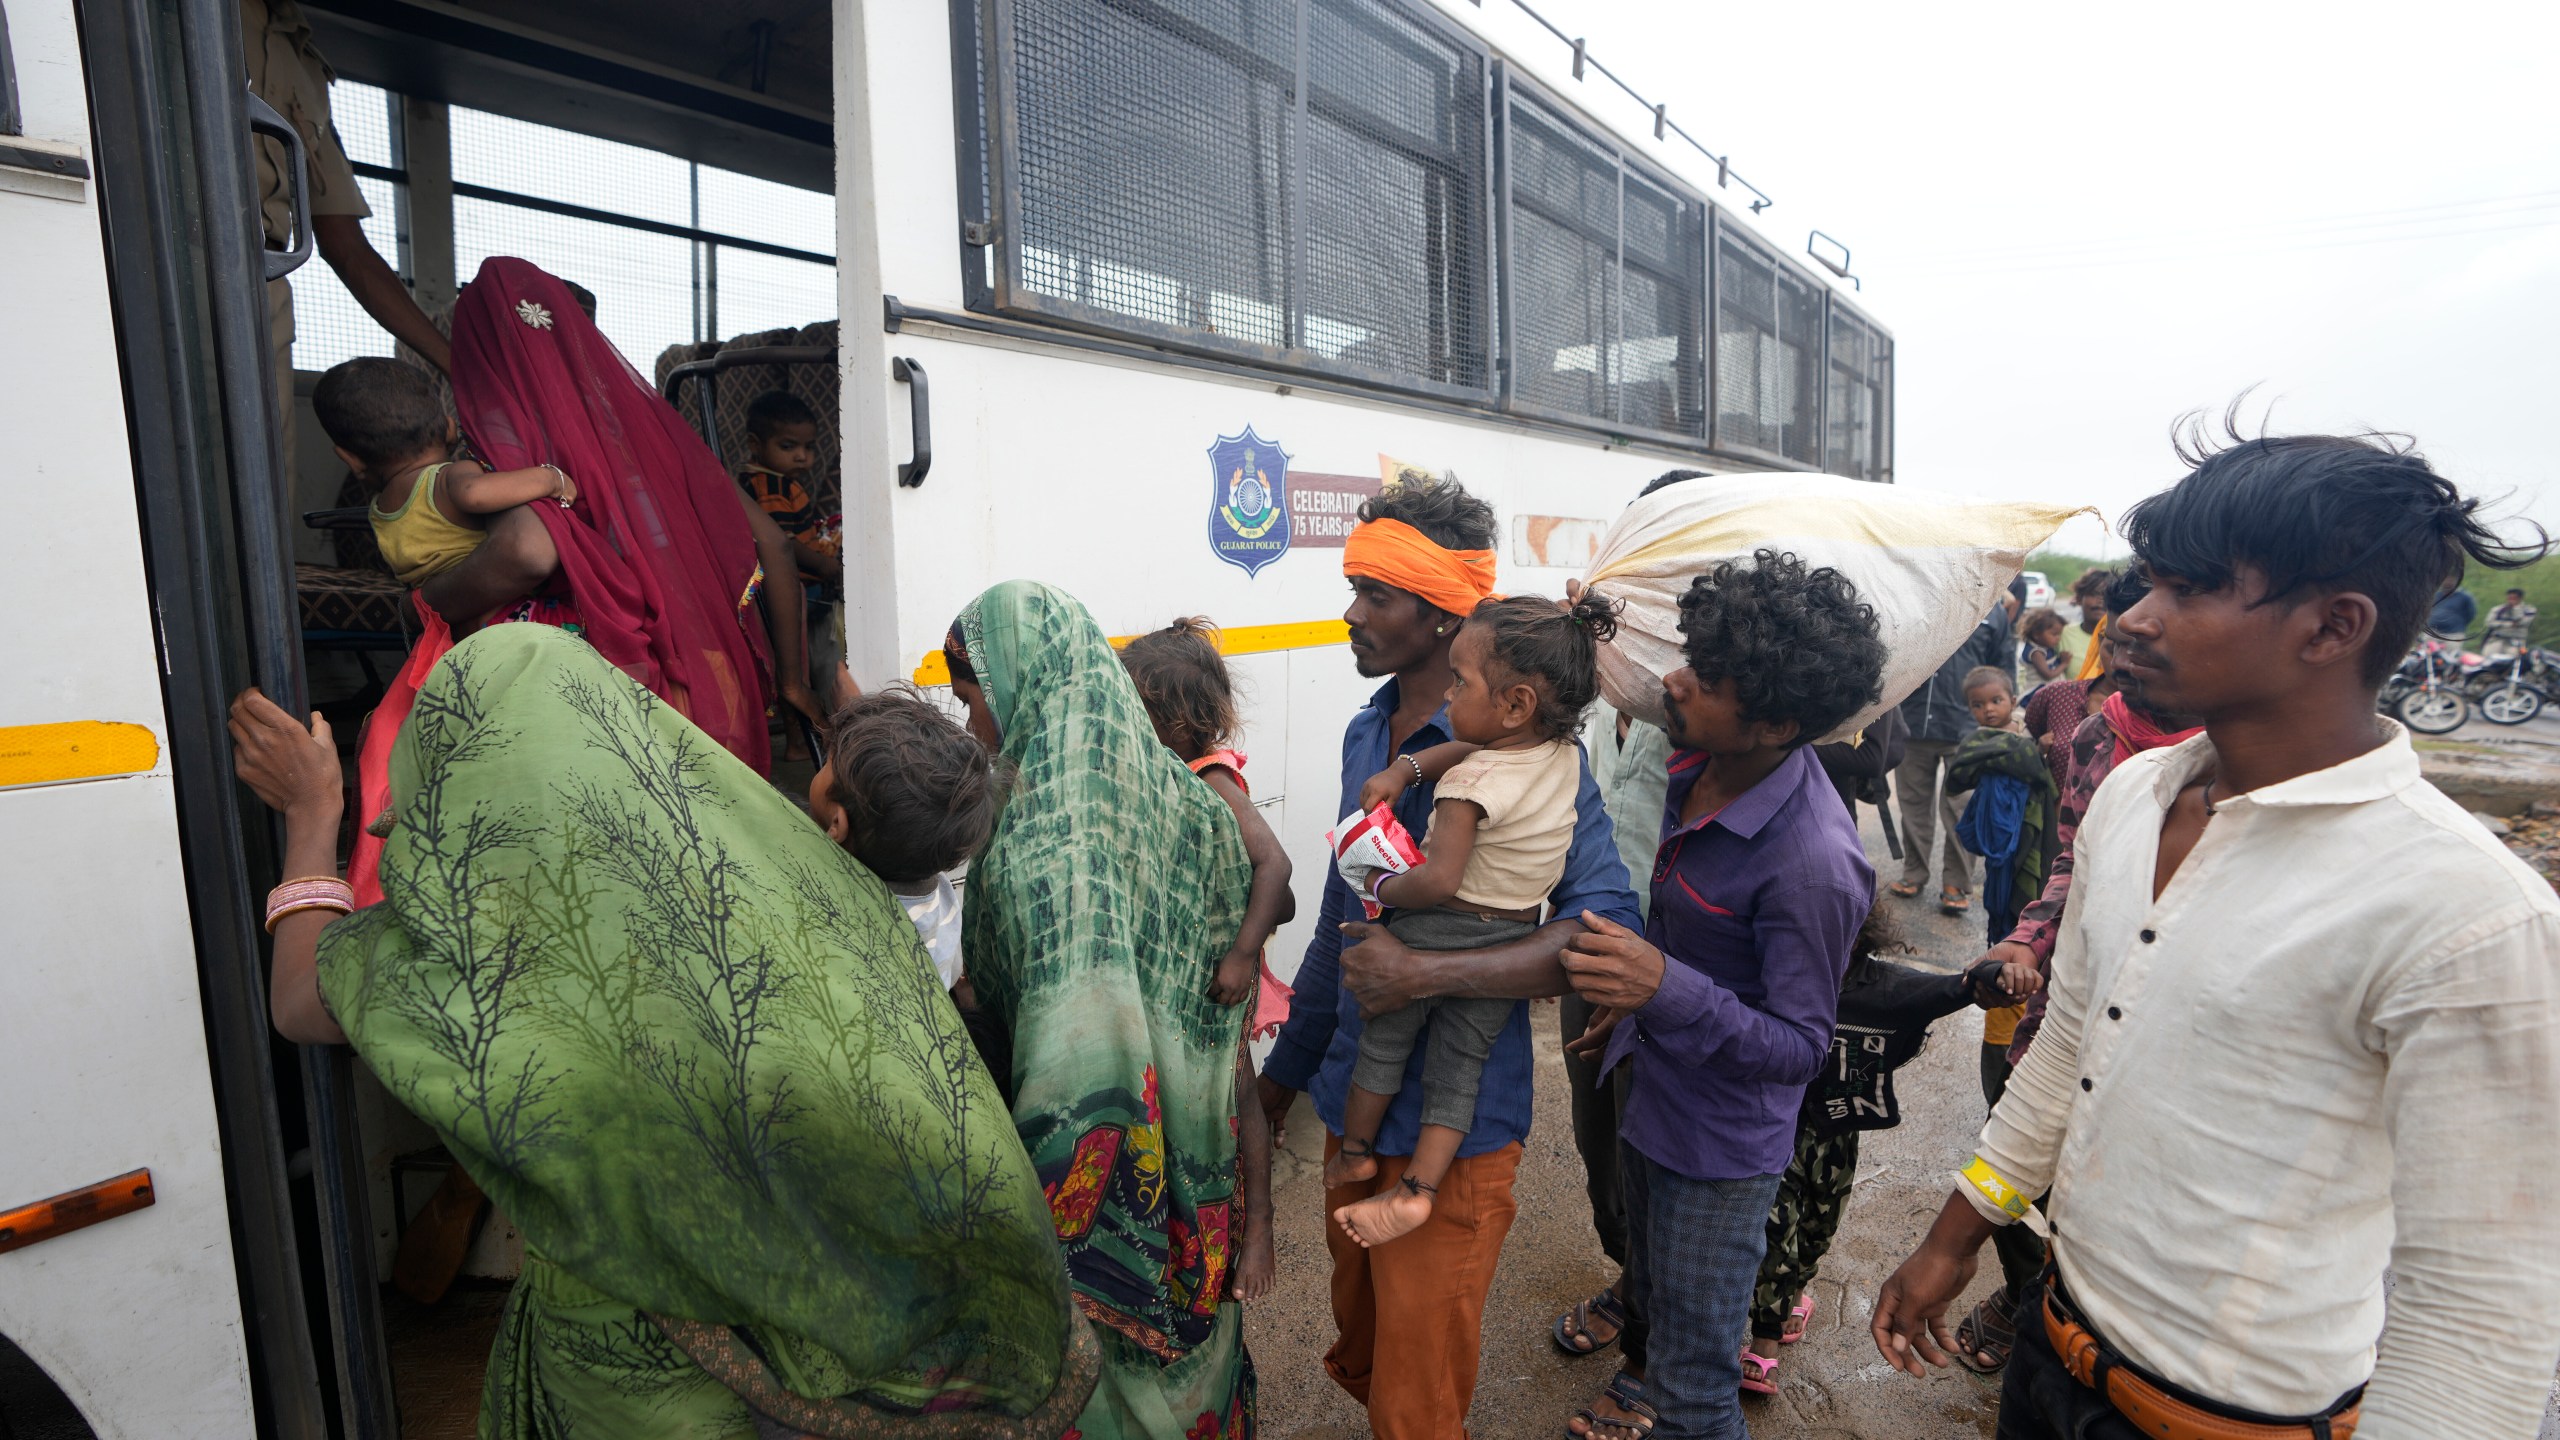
[852,332,1689,987]
[0,0,258,1432]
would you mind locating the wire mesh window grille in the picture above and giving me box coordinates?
[987,0,1491,394]
[1714,230,1823,466]
[1505,86,1701,436]
[290,82,408,372]
[964,0,1882,472]
[1824,306,1888,481]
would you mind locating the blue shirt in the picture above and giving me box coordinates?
[1262,678,1644,1157]
[1602,743,1874,1180]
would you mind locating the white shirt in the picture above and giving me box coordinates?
[1967,721,2560,1438]
[894,873,964,991]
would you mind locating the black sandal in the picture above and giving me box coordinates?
[1551,1286,1630,1357]
[1567,1371,1655,1439]
[1953,1288,2021,1375]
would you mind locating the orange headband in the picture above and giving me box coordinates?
[1342,518,1498,619]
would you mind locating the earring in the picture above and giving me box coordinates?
[1435,625,1447,635]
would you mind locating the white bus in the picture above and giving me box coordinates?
[0,0,1889,1432]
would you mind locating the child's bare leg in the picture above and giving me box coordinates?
[1324,1084,1391,1189]
[1233,1044,1276,1301]
[1334,1122,1461,1248]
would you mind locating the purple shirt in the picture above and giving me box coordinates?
[1603,742,1874,1180]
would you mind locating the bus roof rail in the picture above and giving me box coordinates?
[1498,0,1776,214]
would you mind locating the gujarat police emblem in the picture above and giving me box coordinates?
[1206,427,1292,577]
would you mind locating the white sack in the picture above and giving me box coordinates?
[1581,475,2088,742]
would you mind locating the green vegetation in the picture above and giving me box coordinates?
[2467,556,2560,649]
[2026,551,2560,649]
[2021,551,2116,611]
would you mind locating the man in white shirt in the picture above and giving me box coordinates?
[1870,427,2560,1440]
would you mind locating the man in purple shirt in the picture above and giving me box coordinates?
[1562,549,1885,1440]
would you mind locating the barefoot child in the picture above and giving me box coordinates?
[1328,591,1618,1248]
[1119,617,1293,1301]
[312,357,578,587]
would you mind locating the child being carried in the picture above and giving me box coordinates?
[312,357,576,589]
[1327,590,1618,1248]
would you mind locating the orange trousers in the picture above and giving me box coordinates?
[1322,1135,1522,1440]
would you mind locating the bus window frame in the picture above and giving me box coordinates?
[1707,211,1833,472]
[967,0,1501,407]
[1494,67,1708,450]
[951,0,1886,480]
[1824,290,1891,483]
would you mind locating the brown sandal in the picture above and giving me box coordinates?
[1953,1289,2020,1374]
[1939,888,1971,915]
[1888,880,1923,898]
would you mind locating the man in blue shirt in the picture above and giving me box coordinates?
[1560,549,1884,1440]
[1258,476,1642,1440]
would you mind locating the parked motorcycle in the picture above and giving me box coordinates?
[2383,638,2472,734]
[2470,646,2557,726]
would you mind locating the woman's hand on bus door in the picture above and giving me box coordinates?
[229,687,341,822]
[228,689,351,1046]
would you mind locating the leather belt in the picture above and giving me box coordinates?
[2042,1284,2360,1440]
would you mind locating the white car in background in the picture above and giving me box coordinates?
[2020,570,2056,610]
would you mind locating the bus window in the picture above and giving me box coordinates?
[978,0,1492,397]
[1713,226,1824,467]
[1504,83,1703,439]
[1826,304,1887,482]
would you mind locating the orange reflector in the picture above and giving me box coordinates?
[0,1168,155,1255]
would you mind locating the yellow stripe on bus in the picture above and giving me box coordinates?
[0,721,160,789]
[911,618,1351,686]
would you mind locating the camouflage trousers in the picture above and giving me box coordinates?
[1747,1124,1860,1341]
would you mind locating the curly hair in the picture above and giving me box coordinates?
[1675,549,1884,744]
[1119,617,1238,761]
[824,686,1011,883]
[1470,591,1620,741]
[1359,471,1497,552]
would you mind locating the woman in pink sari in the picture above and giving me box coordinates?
[350,258,819,899]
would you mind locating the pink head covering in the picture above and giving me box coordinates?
[450,257,774,774]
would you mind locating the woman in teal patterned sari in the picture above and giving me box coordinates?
[946,581,1257,1440]
[232,622,1094,1438]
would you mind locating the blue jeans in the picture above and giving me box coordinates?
[1617,1144,1782,1439]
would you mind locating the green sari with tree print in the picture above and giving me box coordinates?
[955,582,1256,1440]
[315,623,1095,1439]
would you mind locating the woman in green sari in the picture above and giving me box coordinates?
[231,622,1095,1439]
[945,581,1257,1440]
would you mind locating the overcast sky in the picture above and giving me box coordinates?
[1567,0,2560,558]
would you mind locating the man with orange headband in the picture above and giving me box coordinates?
[1257,475,1642,1440]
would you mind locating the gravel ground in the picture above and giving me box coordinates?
[1247,798,2560,1439]
[1248,809,2010,1440]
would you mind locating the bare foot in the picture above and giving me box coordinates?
[1322,1141,1378,1190]
[1232,1210,1275,1301]
[1333,1181,1434,1248]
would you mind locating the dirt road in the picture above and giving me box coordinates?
[1247,814,2012,1439]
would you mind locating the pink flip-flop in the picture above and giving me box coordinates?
[1780,1291,1816,1344]
[1738,1349,1778,1395]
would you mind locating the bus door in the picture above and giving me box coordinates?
[0,0,266,1434]
[4,0,397,1433]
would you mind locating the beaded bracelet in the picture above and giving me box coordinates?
[1402,753,1425,787]
[265,875,356,934]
